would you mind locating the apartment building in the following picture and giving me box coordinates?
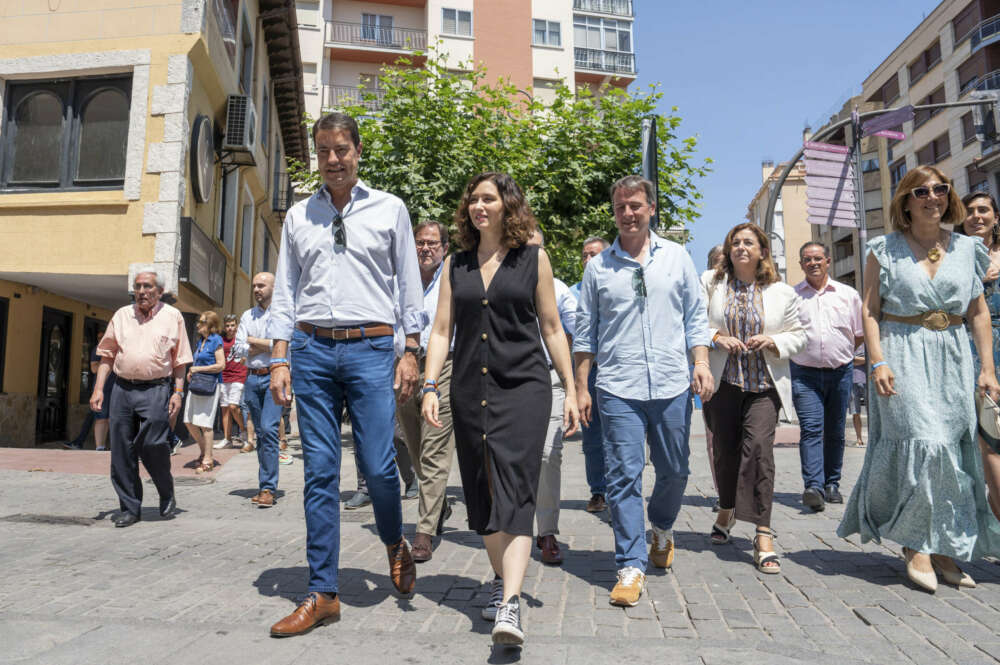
[295,0,638,121]
[747,159,808,286]
[0,1,308,446]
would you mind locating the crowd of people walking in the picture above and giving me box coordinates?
[83,112,1000,647]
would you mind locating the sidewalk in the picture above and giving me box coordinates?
[2,412,999,664]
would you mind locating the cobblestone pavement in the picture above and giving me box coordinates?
[3,413,1000,664]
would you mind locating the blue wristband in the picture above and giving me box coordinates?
[870,361,887,373]
[270,357,289,364]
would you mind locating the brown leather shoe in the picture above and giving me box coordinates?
[257,489,274,508]
[537,534,563,565]
[250,491,262,504]
[270,592,340,637]
[585,494,607,513]
[387,538,416,594]
[240,441,255,453]
[411,532,433,563]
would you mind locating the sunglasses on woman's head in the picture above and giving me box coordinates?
[911,183,950,199]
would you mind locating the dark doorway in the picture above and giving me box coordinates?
[79,317,104,404]
[36,307,73,443]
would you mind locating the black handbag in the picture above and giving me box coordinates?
[188,371,217,396]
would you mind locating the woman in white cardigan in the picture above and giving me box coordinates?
[701,223,806,574]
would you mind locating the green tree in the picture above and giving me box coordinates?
[288,46,711,283]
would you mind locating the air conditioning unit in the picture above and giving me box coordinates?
[223,94,257,153]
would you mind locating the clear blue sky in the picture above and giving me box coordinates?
[633,0,941,269]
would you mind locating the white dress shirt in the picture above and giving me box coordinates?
[268,181,427,341]
[234,305,272,369]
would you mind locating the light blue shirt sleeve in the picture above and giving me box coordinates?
[392,204,429,335]
[573,262,599,355]
[268,210,300,341]
[679,251,712,350]
[233,310,250,359]
[554,278,577,337]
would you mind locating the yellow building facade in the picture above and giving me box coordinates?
[0,0,308,446]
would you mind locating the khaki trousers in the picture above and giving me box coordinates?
[535,370,565,537]
[396,357,455,536]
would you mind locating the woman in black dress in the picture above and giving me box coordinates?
[422,172,579,646]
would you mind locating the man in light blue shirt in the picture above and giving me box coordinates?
[234,272,284,507]
[569,236,610,515]
[267,112,427,637]
[574,175,713,608]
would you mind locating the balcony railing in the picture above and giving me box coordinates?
[975,69,1000,92]
[574,48,635,75]
[322,85,385,112]
[324,20,427,51]
[971,14,1000,50]
[573,0,633,17]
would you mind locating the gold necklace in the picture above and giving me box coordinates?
[910,233,943,262]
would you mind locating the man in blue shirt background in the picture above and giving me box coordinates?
[574,175,713,608]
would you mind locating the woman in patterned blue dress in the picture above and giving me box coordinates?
[957,191,1000,521]
[838,165,1000,593]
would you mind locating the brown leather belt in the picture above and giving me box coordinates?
[249,367,270,376]
[297,322,394,340]
[882,311,962,331]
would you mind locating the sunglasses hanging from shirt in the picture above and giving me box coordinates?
[332,211,346,248]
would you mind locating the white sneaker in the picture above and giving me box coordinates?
[213,439,229,450]
[481,577,503,621]
[278,452,293,465]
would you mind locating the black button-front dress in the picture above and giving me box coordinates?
[449,243,552,536]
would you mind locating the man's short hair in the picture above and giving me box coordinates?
[414,220,449,246]
[610,175,655,206]
[133,268,165,290]
[223,313,238,324]
[312,112,360,148]
[583,236,609,250]
[799,241,830,260]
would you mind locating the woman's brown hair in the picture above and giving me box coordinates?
[454,172,536,250]
[198,311,222,336]
[888,165,966,232]
[714,222,781,286]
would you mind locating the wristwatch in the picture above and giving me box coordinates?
[404,344,421,356]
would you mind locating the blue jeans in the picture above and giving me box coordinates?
[581,365,606,495]
[244,372,282,492]
[598,388,692,571]
[290,328,402,594]
[790,361,852,491]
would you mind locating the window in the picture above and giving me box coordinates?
[890,158,907,196]
[0,296,7,393]
[968,164,990,194]
[916,133,951,164]
[240,200,254,274]
[260,84,269,152]
[875,75,900,105]
[362,13,394,45]
[913,86,945,128]
[442,8,472,36]
[213,0,239,65]
[958,51,987,94]
[302,62,317,90]
[218,169,238,253]
[296,1,319,27]
[908,40,941,86]
[1,76,131,191]
[574,14,632,52]
[533,19,561,46]
[861,157,880,173]
[238,9,254,95]
[963,112,977,145]
[954,1,981,44]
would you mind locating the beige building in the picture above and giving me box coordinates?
[747,160,809,286]
[295,0,638,121]
[0,1,308,446]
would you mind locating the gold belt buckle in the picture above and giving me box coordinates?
[920,310,949,331]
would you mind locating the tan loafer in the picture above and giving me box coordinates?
[270,592,340,637]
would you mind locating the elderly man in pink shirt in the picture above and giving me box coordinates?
[789,242,863,511]
[92,270,193,527]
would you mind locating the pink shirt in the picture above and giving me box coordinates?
[790,278,863,369]
[97,302,193,380]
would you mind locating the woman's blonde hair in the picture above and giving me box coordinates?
[198,311,222,336]
[888,164,966,231]
[714,222,780,286]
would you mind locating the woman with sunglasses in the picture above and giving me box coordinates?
[838,166,1000,592]
[421,172,579,646]
[185,311,225,473]
[701,223,806,574]
[956,191,1000,523]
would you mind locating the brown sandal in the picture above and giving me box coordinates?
[195,461,215,473]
